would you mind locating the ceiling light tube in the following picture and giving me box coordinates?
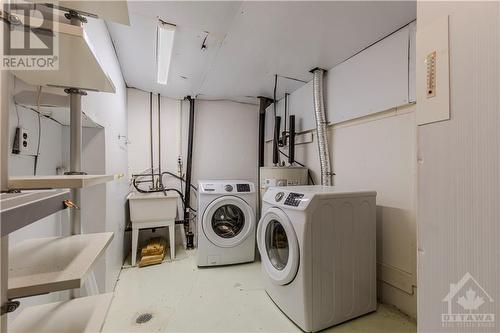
[156,21,176,85]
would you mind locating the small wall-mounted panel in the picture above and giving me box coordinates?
[416,16,450,125]
[328,26,410,124]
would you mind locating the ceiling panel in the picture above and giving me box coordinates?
[107,1,416,103]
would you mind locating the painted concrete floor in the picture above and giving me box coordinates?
[103,248,416,333]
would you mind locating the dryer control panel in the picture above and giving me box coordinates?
[263,187,312,210]
[284,193,304,207]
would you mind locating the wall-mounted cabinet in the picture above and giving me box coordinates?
[264,21,417,137]
[327,25,410,123]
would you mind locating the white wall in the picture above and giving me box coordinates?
[82,18,129,292]
[7,77,66,316]
[192,100,259,185]
[127,88,181,178]
[62,127,107,291]
[416,2,499,332]
[126,96,259,245]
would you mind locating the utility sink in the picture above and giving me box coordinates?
[128,192,179,223]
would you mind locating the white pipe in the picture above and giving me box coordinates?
[312,68,333,186]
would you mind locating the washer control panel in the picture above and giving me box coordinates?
[284,192,304,207]
[275,192,285,202]
[199,181,255,194]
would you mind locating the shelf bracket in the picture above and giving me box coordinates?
[0,300,19,316]
[64,10,87,24]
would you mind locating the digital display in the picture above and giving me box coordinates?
[237,184,251,192]
[284,193,304,207]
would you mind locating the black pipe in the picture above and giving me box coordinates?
[288,115,295,165]
[272,74,280,165]
[149,92,154,185]
[184,96,195,249]
[258,97,273,167]
[158,93,161,176]
[273,116,281,165]
[284,93,289,138]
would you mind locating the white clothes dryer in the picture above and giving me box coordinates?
[257,186,377,332]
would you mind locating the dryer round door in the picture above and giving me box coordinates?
[257,207,299,285]
[202,196,254,248]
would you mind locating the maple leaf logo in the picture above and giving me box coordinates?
[457,288,485,313]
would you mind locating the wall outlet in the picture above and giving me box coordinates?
[12,127,31,155]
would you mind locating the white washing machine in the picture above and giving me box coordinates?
[197,180,256,266]
[257,186,377,332]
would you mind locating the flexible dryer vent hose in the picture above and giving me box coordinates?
[312,68,333,186]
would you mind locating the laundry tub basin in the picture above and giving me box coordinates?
[128,192,179,223]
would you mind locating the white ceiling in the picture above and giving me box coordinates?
[107,1,416,103]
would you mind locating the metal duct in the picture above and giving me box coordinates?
[311,68,332,186]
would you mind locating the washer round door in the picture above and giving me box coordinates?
[257,207,299,285]
[202,196,255,248]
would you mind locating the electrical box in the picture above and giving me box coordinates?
[416,16,450,125]
[12,127,31,155]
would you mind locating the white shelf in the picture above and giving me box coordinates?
[9,14,116,93]
[31,0,130,25]
[10,293,113,333]
[0,190,70,236]
[14,89,69,109]
[8,232,113,299]
[8,175,115,190]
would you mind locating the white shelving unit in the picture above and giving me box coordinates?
[1,2,129,332]
[10,293,114,333]
[0,190,70,236]
[9,232,113,299]
[9,175,115,190]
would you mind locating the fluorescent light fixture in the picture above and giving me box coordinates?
[156,21,176,85]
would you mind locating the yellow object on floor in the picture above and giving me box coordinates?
[139,237,166,267]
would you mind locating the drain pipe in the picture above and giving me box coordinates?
[184,96,195,249]
[311,68,333,186]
